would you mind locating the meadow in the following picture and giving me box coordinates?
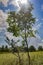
[0,51,43,65]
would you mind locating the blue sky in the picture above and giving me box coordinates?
[0,0,43,47]
[30,0,43,39]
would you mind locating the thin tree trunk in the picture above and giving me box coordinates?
[26,41,30,65]
[17,50,21,65]
[25,22,30,65]
[25,36,30,65]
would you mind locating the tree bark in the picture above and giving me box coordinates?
[18,51,21,65]
[25,22,30,65]
[25,37,30,65]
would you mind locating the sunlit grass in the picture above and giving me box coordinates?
[0,52,43,65]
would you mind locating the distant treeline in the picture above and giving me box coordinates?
[0,45,43,52]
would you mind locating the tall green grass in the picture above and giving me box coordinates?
[0,52,43,65]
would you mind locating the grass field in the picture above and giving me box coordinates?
[0,51,43,65]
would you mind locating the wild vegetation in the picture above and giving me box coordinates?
[0,0,43,65]
[0,45,43,52]
[0,52,43,65]
[5,1,36,65]
[0,45,43,65]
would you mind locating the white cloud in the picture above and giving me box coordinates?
[36,18,39,22]
[5,32,14,40]
[0,10,8,30]
[9,0,31,13]
[5,31,22,41]
[38,43,43,47]
[42,40,43,42]
[9,0,19,7]
[5,31,23,46]
[35,23,42,30]
[32,23,42,31]
[31,22,42,48]
[28,35,42,48]
[0,0,9,6]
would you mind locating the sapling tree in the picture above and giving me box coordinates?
[13,4,35,65]
[5,36,22,65]
[6,1,36,65]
